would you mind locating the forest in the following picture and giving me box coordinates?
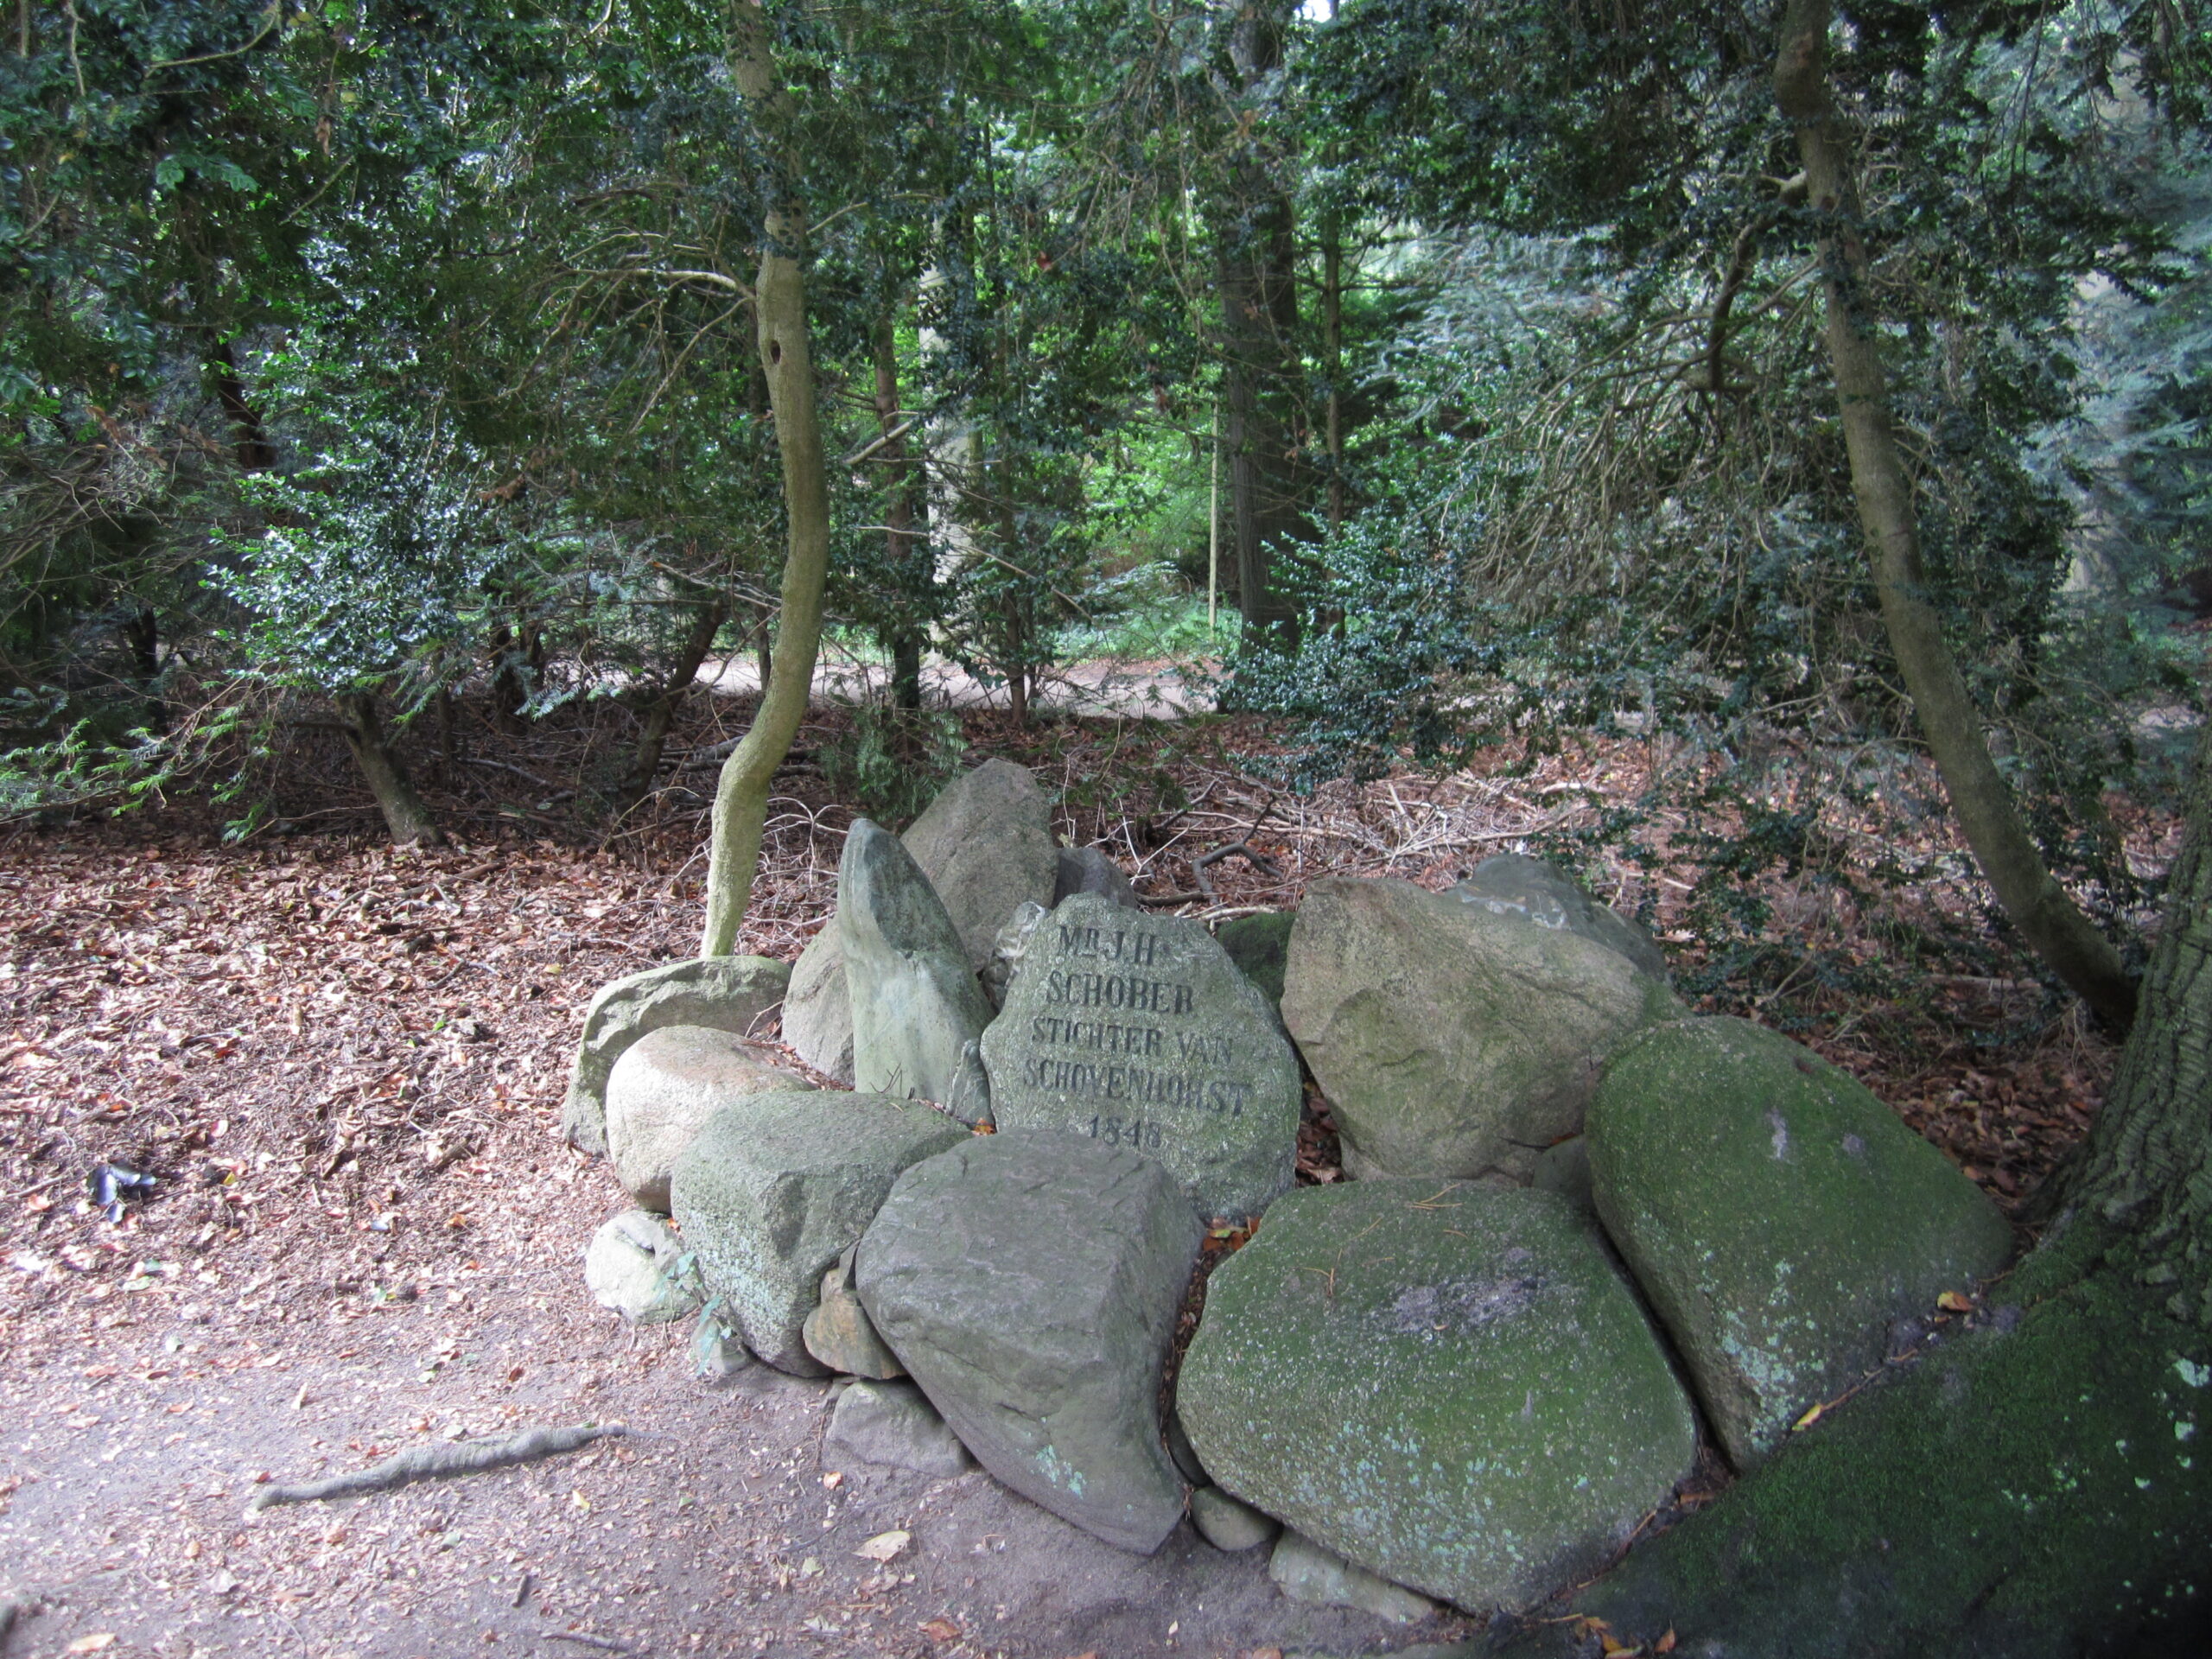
[2,0,2210,1654]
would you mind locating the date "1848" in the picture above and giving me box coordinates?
[1087,1114,1165,1153]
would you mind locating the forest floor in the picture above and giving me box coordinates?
[0,687,2188,1659]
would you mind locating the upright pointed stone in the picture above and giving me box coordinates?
[841,819,995,1108]
[900,758,1059,970]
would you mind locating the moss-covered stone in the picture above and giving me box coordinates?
[562,954,791,1154]
[1178,1181,1697,1613]
[1562,1260,2212,1658]
[1586,1016,2012,1468]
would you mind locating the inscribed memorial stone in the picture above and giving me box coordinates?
[980,892,1299,1219]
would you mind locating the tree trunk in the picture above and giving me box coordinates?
[488,622,530,734]
[210,340,276,473]
[699,0,834,957]
[1775,0,2138,1032]
[1213,0,1308,652]
[121,605,166,735]
[2064,717,2212,1258]
[615,599,724,814]
[873,315,926,711]
[336,691,443,847]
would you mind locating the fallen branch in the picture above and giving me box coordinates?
[543,1634,641,1655]
[245,1423,624,1514]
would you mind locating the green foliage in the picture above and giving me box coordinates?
[817,700,969,830]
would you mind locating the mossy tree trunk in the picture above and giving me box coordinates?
[1776,0,2139,1033]
[698,0,832,957]
[1560,725,2212,1656]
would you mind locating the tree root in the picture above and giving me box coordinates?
[245,1423,624,1515]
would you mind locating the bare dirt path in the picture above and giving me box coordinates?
[0,826,1449,1659]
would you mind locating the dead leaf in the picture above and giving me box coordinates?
[921,1617,961,1643]
[1600,1637,1643,1657]
[1793,1402,1824,1431]
[820,1470,843,1490]
[854,1529,910,1563]
[1656,1630,1679,1655]
[1937,1291,1973,1313]
[66,1638,118,1655]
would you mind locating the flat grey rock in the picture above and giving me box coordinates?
[1269,1531,1436,1624]
[1191,1485,1278,1552]
[604,1026,813,1211]
[841,819,995,1107]
[1588,1016,2013,1467]
[670,1091,966,1375]
[1282,877,1681,1182]
[1179,1180,1697,1613]
[982,893,1301,1221]
[855,1131,1202,1554]
[582,1211,700,1325]
[826,1379,975,1478]
[784,919,855,1084]
[1452,854,1668,981]
[563,955,791,1154]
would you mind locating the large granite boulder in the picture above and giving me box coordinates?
[1452,855,1668,981]
[981,893,1301,1220]
[784,918,855,1084]
[855,1131,1202,1553]
[785,760,1060,1081]
[1282,878,1681,1183]
[563,956,791,1154]
[669,1091,966,1375]
[1178,1180,1697,1613]
[841,819,995,1109]
[604,1026,813,1211]
[901,757,1060,969]
[1587,1016,2013,1467]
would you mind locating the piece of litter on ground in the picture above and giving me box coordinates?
[855,1529,910,1562]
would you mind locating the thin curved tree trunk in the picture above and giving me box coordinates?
[337,691,442,847]
[1776,0,2138,1032]
[699,0,832,957]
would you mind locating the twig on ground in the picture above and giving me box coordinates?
[245,1424,625,1515]
[543,1633,641,1654]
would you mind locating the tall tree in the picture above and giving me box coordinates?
[1775,0,2139,1030]
[698,0,836,956]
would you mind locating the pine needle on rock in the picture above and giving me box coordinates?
[245,1424,625,1515]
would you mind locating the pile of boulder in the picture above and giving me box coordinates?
[566,759,2013,1624]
